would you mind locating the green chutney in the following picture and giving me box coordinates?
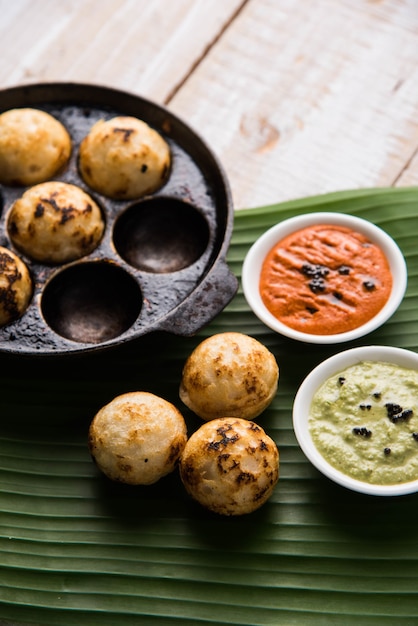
[309,360,418,485]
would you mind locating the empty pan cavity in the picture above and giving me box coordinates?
[41,262,142,344]
[113,197,210,273]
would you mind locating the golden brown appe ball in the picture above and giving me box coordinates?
[7,181,105,264]
[0,108,71,186]
[180,417,279,515]
[78,116,171,200]
[179,332,279,421]
[88,391,188,485]
[0,246,33,326]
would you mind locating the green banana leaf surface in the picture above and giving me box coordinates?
[1,187,418,626]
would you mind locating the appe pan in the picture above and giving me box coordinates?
[0,82,238,356]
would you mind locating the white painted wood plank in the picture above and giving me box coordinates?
[169,0,418,209]
[0,0,244,103]
[1,0,417,210]
[395,150,418,187]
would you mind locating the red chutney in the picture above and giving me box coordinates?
[259,224,393,335]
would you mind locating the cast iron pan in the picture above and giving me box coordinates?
[0,82,238,356]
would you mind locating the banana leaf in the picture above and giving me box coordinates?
[0,187,418,626]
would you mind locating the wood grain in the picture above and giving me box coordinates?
[169,0,418,208]
[0,0,417,209]
[0,0,245,101]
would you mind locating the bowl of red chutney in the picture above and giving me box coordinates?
[242,212,407,344]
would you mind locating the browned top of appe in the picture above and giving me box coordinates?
[7,181,105,264]
[78,116,171,200]
[0,108,71,186]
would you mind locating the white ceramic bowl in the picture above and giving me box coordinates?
[242,212,407,344]
[293,345,418,496]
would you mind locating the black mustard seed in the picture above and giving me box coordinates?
[363,280,376,291]
[353,427,372,438]
[308,278,326,294]
[385,403,403,418]
[301,263,330,278]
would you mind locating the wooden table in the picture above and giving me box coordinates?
[1,0,417,210]
[1,3,418,626]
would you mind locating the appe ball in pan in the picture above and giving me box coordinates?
[7,181,105,264]
[88,392,188,485]
[79,116,171,200]
[179,332,279,421]
[0,108,71,186]
[180,417,279,516]
[0,246,33,326]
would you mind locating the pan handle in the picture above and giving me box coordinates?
[155,260,238,336]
